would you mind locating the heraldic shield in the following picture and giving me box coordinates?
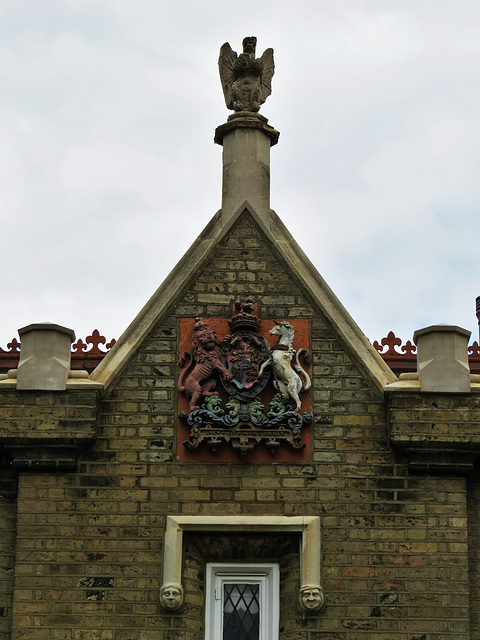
[221,313,271,400]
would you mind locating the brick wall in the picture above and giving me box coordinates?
[0,468,16,640]
[468,478,480,639]
[1,212,476,639]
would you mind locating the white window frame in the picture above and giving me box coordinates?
[205,562,279,640]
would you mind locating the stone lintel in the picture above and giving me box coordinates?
[161,515,322,610]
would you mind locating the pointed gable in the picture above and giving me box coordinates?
[91,203,396,394]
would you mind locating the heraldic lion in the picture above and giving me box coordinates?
[178,318,232,411]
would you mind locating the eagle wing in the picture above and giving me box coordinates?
[259,47,275,105]
[218,42,237,110]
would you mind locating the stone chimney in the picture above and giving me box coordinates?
[413,324,471,393]
[16,322,75,391]
[216,37,279,224]
[215,114,279,223]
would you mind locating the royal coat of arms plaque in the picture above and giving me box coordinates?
[177,300,312,457]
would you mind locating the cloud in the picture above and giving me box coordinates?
[1,0,480,350]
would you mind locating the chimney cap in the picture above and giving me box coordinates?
[18,322,76,342]
[413,324,470,343]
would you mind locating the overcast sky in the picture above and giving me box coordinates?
[1,0,480,351]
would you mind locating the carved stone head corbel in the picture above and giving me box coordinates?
[159,582,184,611]
[299,584,326,613]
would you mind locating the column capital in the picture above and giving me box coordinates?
[214,112,279,146]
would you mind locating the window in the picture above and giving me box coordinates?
[205,563,279,640]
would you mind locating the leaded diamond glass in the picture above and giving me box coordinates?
[223,582,260,640]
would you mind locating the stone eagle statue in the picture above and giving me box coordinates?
[218,36,274,113]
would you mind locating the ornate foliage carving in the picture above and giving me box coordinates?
[179,397,311,457]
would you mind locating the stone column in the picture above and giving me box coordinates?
[413,324,471,392]
[16,322,75,391]
[215,113,279,224]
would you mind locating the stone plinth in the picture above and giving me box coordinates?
[414,324,471,393]
[17,322,75,391]
[215,113,279,223]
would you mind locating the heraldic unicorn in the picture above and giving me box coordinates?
[259,320,311,413]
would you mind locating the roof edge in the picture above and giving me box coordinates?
[91,205,249,389]
[256,208,398,393]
